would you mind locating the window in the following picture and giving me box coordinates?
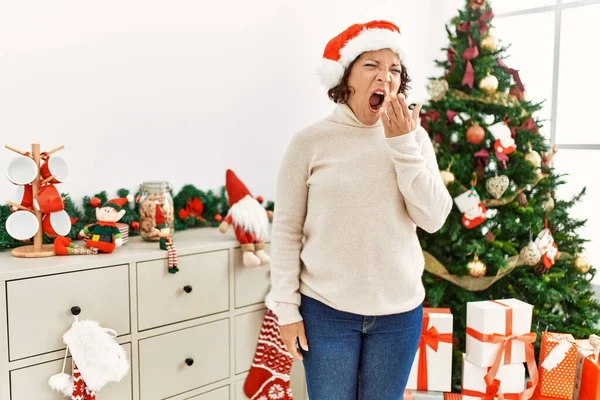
[494,0,600,281]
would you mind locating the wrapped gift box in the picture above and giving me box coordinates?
[466,298,534,368]
[406,308,453,392]
[573,345,600,400]
[538,332,578,399]
[462,354,525,400]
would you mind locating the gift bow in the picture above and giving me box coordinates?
[417,309,453,391]
[466,300,539,400]
[589,334,600,364]
[462,380,520,400]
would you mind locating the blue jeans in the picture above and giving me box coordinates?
[299,293,423,400]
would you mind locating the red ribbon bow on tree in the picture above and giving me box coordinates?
[497,58,525,92]
[454,9,494,88]
[475,148,509,170]
[509,117,539,137]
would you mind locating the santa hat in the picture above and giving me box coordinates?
[317,20,407,89]
[102,198,128,212]
[155,204,168,229]
[226,169,252,206]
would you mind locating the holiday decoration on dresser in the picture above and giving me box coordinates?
[406,308,453,392]
[3,143,71,257]
[244,310,294,400]
[417,0,600,389]
[155,204,179,274]
[538,332,579,399]
[48,317,129,398]
[74,198,128,254]
[219,169,272,267]
[138,181,175,242]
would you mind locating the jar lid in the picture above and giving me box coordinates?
[141,181,172,192]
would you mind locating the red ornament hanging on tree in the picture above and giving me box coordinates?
[466,125,485,144]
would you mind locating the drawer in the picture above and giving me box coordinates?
[186,385,229,399]
[235,380,246,399]
[234,244,270,308]
[235,309,265,374]
[7,265,130,360]
[11,343,132,399]
[139,319,230,400]
[137,250,229,330]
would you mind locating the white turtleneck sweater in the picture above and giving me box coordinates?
[266,103,453,326]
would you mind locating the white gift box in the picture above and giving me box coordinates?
[466,298,533,368]
[462,354,525,400]
[406,308,453,392]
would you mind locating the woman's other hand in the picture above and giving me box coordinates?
[280,320,309,360]
[380,92,422,138]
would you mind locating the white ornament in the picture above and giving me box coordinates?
[480,74,499,95]
[520,240,542,266]
[450,132,459,143]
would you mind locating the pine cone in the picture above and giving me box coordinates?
[484,231,496,243]
[517,192,528,207]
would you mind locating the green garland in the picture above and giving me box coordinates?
[0,185,274,250]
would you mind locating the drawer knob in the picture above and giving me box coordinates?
[185,358,194,366]
[70,306,82,316]
[183,285,193,294]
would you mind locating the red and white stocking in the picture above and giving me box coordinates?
[71,362,96,400]
[244,310,294,400]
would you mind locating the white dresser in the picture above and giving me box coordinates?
[0,228,308,400]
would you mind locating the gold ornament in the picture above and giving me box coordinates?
[574,254,591,274]
[440,170,455,186]
[481,35,497,52]
[525,149,542,168]
[541,195,555,213]
[479,74,499,95]
[485,175,509,199]
[427,79,449,101]
[467,255,487,278]
[520,241,542,266]
[469,0,486,9]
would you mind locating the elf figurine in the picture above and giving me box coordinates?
[154,204,179,273]
[219,169,271,267]
[79,198,128,253]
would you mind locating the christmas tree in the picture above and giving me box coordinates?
[418,0,600,387]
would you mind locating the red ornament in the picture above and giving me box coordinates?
[131,221,140,231]
[256,196,264,204]
[89,197,101,207]
[467,125,485,145]
[214,214,223,222]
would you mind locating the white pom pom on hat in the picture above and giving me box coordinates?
[316,20,408,89]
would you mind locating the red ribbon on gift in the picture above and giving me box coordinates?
[416,308,453,391]
[462,380,520,400]
[466,300,539,400]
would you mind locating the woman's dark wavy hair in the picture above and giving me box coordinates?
[327,56,411,104]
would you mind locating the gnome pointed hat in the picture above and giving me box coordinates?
[225,169,252,207]
[155,204,168,229]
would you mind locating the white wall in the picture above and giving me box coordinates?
[0,0,446,205]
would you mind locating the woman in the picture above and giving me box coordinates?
[266,20,453,399]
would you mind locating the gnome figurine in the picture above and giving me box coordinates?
[219,169,271,267]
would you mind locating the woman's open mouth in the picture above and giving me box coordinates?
[368,89,387,113]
